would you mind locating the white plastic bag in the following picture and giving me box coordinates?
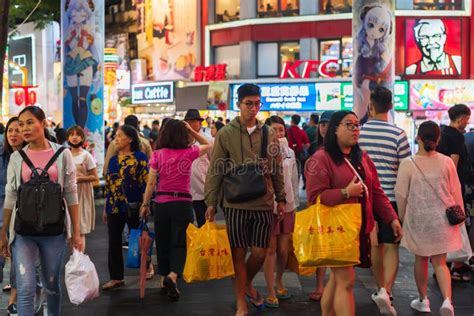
[65,249,100,305]
[447,224,473,263]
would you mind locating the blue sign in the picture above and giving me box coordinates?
[132,81,174,104]
[231,83,317,112]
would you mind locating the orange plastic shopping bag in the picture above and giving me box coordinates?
[183,221,235,283]
[293,197,362,268]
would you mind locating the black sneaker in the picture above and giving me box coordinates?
[451,265,471,282]
[7,303,17,316]
[122,241,129,249]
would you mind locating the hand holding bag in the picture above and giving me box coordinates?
[223,125,268,203]
[411,157,466,225]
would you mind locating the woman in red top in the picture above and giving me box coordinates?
[305,110,402,316]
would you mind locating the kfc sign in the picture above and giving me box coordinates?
[280,59,339,79]
[194,64,227,82]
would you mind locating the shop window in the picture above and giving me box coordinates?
[214,45,241,79]
[215,0,240,23]
[319,0,352,14]
[319,37,352,77]
[396,0,463,10]
[257,42,300,77]
[257,0,299,18]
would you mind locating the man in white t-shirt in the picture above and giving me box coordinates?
[184,109,214,227]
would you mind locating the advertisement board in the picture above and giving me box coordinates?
[410,80,474,110]
[132,81,174,104]
[8,36,35,85]
[405,19,462,76]
[231,81,408,112]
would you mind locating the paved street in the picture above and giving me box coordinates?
[1,197,473,315]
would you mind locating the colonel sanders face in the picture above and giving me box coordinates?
[415,19,447,62]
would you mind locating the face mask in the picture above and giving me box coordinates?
[68,141,84,148]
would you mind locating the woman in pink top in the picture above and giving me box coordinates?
[305,110,402,316]
[140,119,211,302]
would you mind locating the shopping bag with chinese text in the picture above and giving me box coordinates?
[183,221,235,283]
[294,197,362,267]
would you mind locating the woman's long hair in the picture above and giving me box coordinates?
[324,110,363,167]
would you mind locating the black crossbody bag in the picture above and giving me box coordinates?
[223,125,268,203]
[411,157,466,225]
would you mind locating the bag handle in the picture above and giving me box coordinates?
[410,157,449,209]
[43,147,66,173]
[344,158,369,198]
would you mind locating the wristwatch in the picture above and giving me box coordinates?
[341,188,350,200]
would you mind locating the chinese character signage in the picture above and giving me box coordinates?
[405,19,461,76]
[194,64,227,82]
[137,0,198,81]
[353,0,395,120]
[62,0,105,171]
[132,81,174,104]
[231,83,317,112]
[410,80,474,110]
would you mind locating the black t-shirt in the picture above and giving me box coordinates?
[437,126,471,186]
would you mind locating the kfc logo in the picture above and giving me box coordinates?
[405,19,461,76]
[280,59,338,79]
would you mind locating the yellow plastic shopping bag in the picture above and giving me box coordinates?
[183,221,235,283]
[287,234,317,276]
[293,197,362,268]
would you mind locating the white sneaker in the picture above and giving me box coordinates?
[372,288,397,315]
[410,297,431,313]
[440,298,454,316]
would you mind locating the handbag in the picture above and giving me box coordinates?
[410,157,466,225]
[288,127,309,162]
[121,182,141,218]
[223,125,268,203]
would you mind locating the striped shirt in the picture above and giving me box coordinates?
[359,120,411,202]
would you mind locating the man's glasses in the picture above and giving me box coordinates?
[339,122,360,131]
[240,101,263,109]
[419,33,444,45]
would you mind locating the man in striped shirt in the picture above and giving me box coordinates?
[359,87,411,316]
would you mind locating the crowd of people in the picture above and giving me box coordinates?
[0,83,472,316]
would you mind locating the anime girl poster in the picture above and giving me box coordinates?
[352,0,395,122]
[62,0,104,169]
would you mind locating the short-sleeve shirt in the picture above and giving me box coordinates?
[359,120,411,202]
[149,146,200,203]
[437,126,470,186]
[72,150,96,170]
[21,148,58,183]
[287,126,309,154]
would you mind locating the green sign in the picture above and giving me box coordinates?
[338,81,408,111]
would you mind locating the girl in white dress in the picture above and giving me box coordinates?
[67,126,99,250]
[395,121,462,316]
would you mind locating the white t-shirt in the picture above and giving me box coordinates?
[247,126,257,135]
[72,150,96,171]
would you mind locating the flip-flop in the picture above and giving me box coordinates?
[246,290,265,310]
[276,288,291,300]
[264,297,279,308]
[102,280,125,291]
[3,284,12,292]
[163,276,180,301]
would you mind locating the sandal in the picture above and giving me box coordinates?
[264,296,279,308]
[163,276,180,302]
[246,290,265,310]
[3,284,12,292]
[276,288,291,300]
[102,280,125,291]
[309,291,323,301]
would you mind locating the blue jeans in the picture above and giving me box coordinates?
[12,233,67,316]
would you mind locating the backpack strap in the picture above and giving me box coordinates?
[261,125,268,159]
[43,147,66,174]
[18,149,40,178]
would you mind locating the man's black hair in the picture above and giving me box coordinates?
[124,115,139,130]
[291,114,301,126]
[448,104,471,122]
[237,84,261,102]
[370,86,393,114]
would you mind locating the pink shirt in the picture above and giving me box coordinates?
[149,146,200,203]
[21,148,58,183]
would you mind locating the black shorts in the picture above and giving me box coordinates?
[376,202,400,244]
[223,208,274,249]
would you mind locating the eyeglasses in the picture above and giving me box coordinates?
[240,101,263,109]
[418,33,444,45]
[339,122,360,131]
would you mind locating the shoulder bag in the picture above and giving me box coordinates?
[410,157,465,225]
[223,125,268,203]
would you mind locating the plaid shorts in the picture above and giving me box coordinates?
[223,208,274,249]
